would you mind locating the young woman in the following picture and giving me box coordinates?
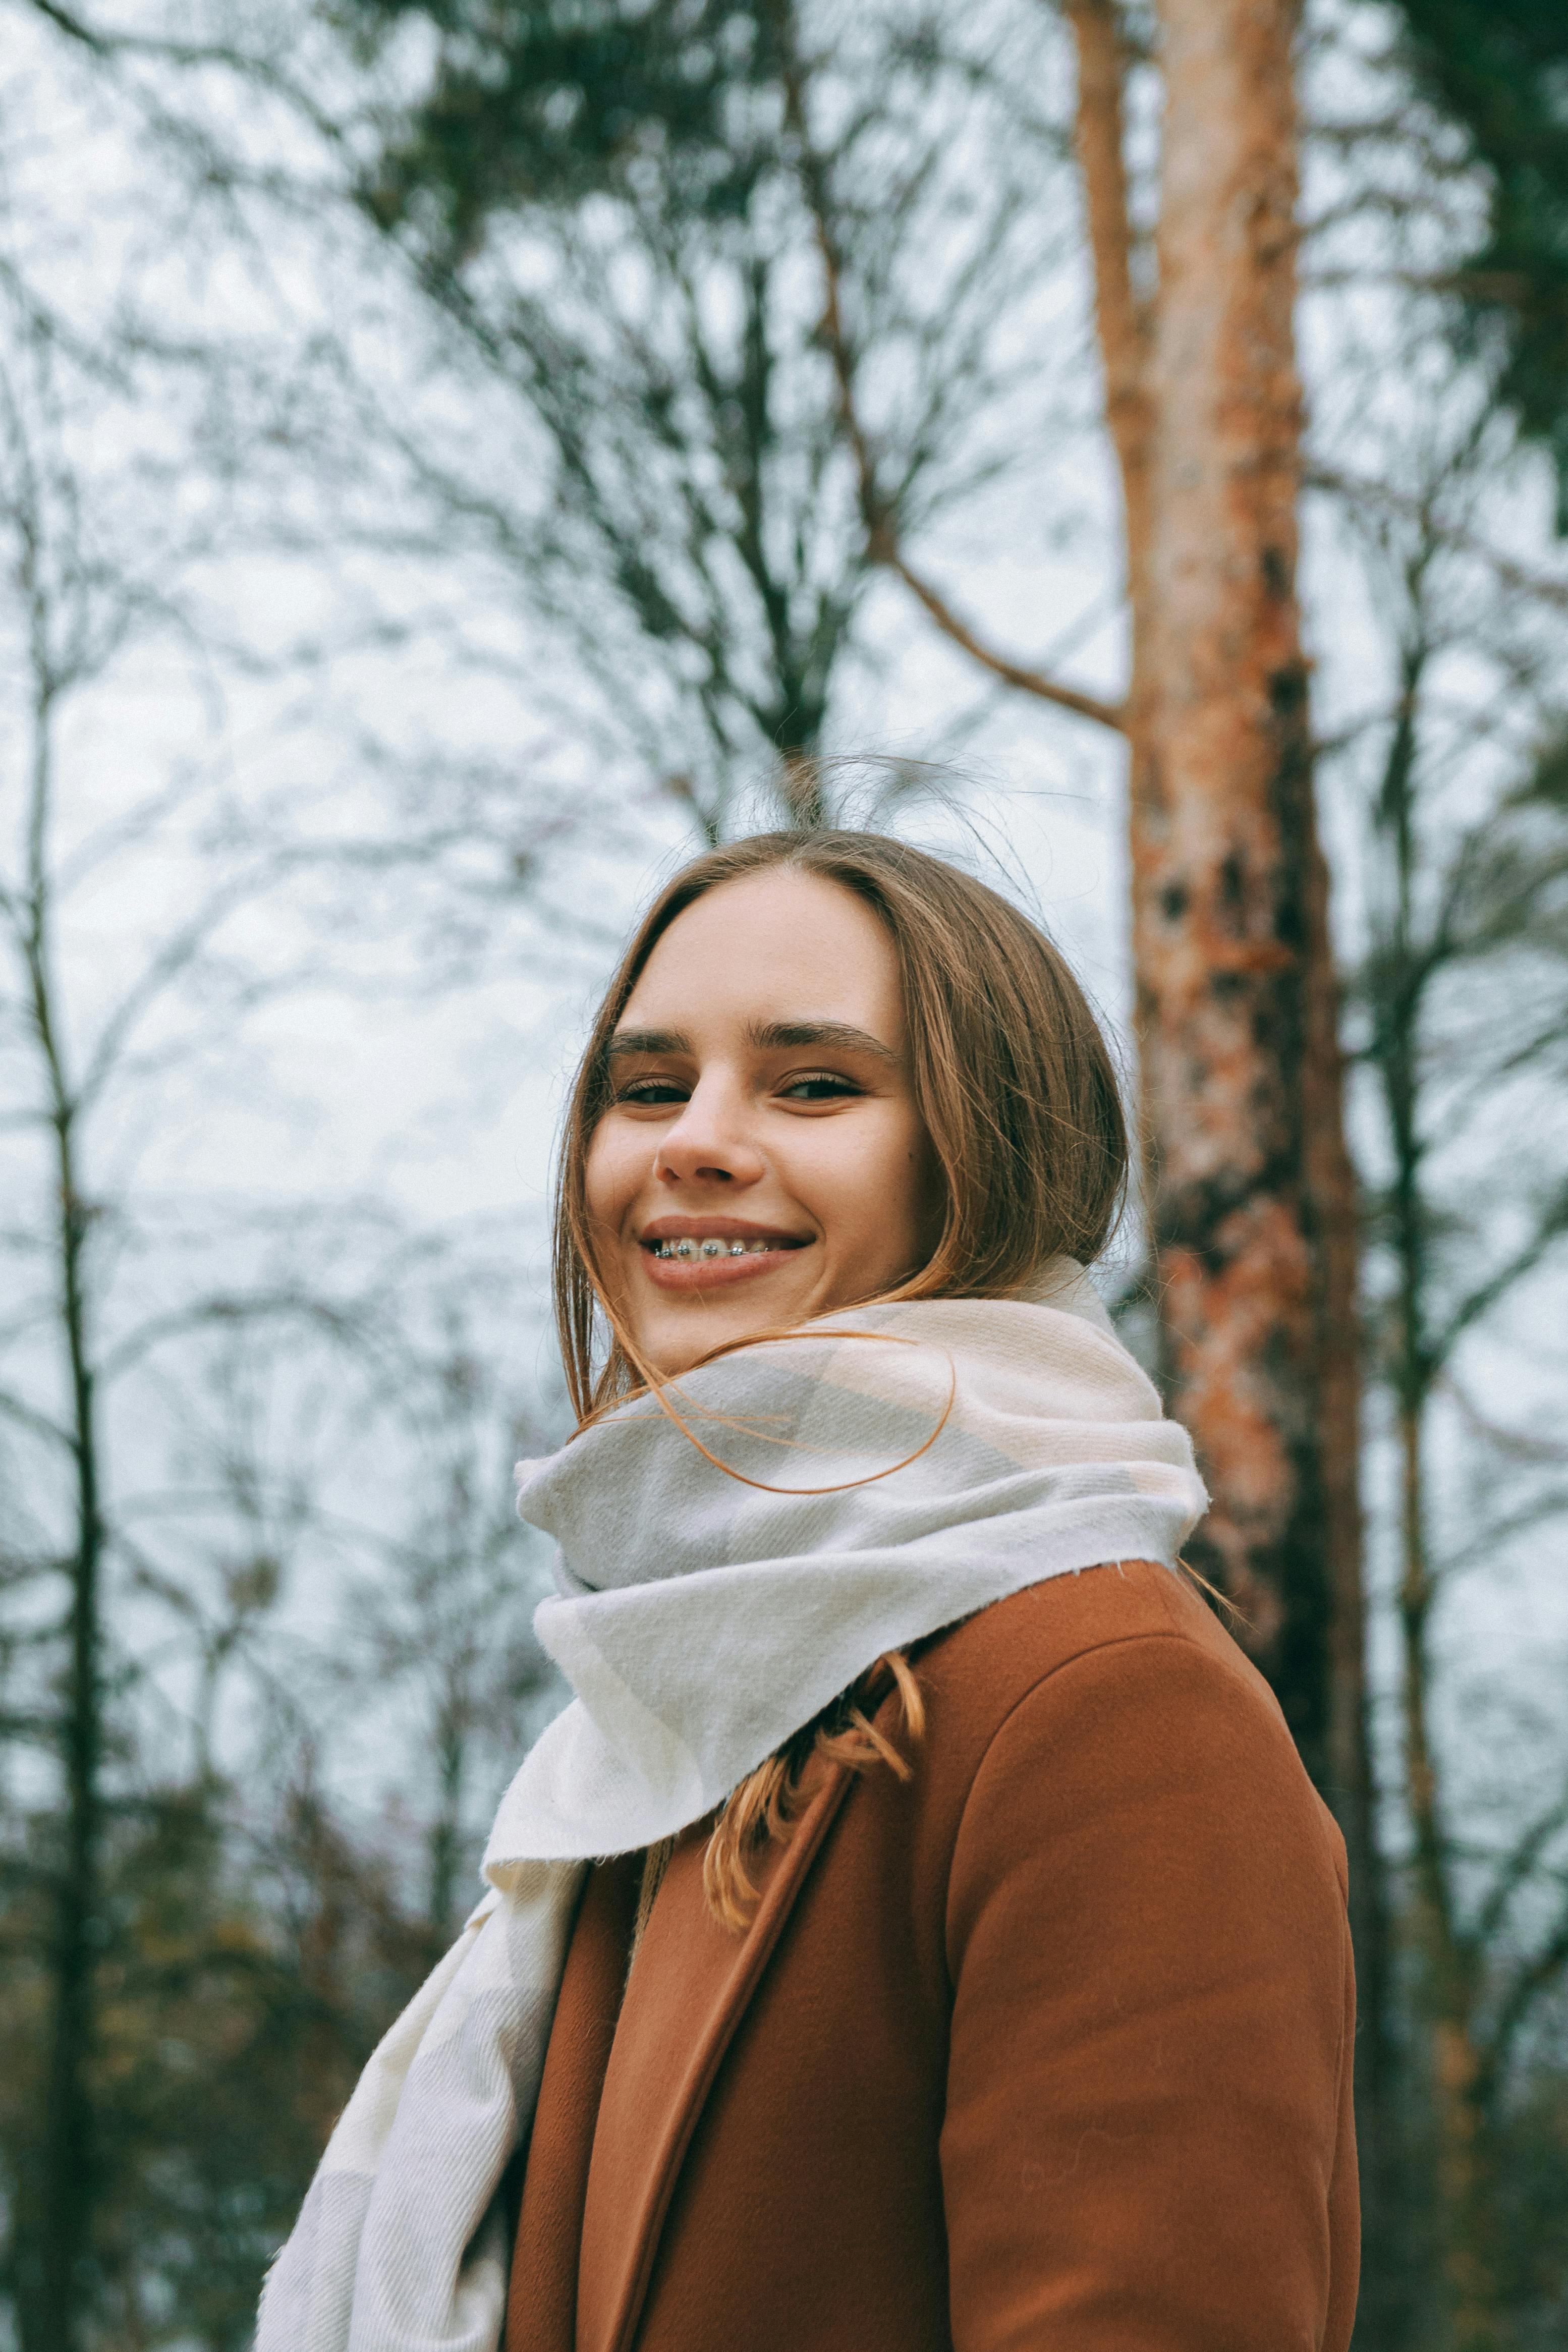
[261,831,1359,2352]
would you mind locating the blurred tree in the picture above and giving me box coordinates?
[0,162,556,2340]
[0,1723,441,2350]
[339,0,1074,835]
[1083,0,1368,1843]
[339,1321,560,1945]
[1381,2,1568,528]
[0,265,236,2351]
[1337,417,1568,2350]
[0,287,347,2344]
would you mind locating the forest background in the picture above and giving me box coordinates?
[1,1,1565,2347]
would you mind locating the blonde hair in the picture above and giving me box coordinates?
[551,829,1130,1925]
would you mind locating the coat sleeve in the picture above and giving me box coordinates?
[940,1628,1359,2352]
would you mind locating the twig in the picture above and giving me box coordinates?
[771,0,1126,737]
[1306,463,1568,614]
[878,550,1127,731]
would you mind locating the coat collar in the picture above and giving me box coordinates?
[574,1758,856,2352]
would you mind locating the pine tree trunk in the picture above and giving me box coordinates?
[1070,0,1372,1801]
[1135,0,1339,1776]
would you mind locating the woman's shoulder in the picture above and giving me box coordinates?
[910,1560,1333,1862]
[919,1557,1270,1722]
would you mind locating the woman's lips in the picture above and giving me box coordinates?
[637,1234,811,1291]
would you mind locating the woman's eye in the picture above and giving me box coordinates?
[617,1079,689,1106]
[779,1073,861,1102]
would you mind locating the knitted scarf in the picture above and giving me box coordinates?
[256,1264,1206,2352]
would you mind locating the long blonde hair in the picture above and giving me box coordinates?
[551,830,1130,1925]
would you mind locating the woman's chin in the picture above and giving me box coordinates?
[636,1309,785,1379]
[630,1275,820,1377]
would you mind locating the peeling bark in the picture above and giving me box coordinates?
[1135,0,1340,1786]
[1074,0,1387,2253]
[1068,0,1358,1772]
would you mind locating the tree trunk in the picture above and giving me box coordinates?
[1302,801,1391,2284]
[1399,1393,1496,2348]
[40,1126,102,2352]
[1135,0,1336,1772]
[1067,11,1384,2136]
[1380,675,1496,2348]
[1070,0,1372,1788]
[429,1706,464,1944]
[21,725,104,2352]
[13,673,107,2342]
[1066,0,1153,657]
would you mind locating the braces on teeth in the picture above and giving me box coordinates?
[652,1237,775,1259]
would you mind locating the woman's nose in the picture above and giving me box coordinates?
[653,1077,764,1188]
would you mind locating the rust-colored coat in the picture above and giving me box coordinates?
[506,1561,1359,2352]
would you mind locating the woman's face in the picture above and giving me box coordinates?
[584,869,943,1376]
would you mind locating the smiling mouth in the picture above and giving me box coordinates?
[650,1236,788,1261]
[638,1226,811,1281]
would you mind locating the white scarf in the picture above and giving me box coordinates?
[256,1264,1206,2352]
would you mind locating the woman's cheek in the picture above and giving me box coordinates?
[587,1122,642,1225]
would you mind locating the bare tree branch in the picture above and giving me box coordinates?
[0,1387,76,1453]
[1307,462,1568,615]
[874,548,1127,731]
[1473,1793,1568,1953]
[1484,1884,1568,2087]
[1433,1183,1568,1367]
[771,0,1126,739]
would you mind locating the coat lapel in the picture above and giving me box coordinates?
[576,1760,856,2352]
[506,1854,639,2352]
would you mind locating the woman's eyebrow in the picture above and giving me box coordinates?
[746,1018,898,1062]
[605,1026,691,1059]
[605,1019,899,1062]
